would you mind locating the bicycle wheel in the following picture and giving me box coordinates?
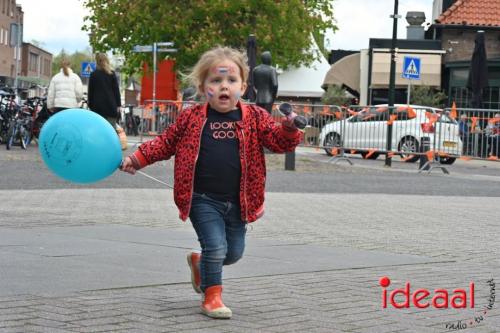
[20,126,28,149]
[22,121,32,148]
[6,124,16,150]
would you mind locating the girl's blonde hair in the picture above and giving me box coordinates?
[95,53,112,75]
[187,46,249,95]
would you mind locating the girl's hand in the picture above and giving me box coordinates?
[120,157,137,175]
[281,116,297,131]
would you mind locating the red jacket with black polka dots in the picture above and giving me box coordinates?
[130,102,302,223]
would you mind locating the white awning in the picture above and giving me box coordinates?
[322,53,360,92]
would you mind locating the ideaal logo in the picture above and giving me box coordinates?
[379,276,495,330]
[379,276,474,309]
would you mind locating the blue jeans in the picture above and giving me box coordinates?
[189,192,247,291]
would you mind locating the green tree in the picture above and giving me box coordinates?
[82,0,337,74]
[321,84,350,106]
[410,85,448,108]
[52,48,93,76]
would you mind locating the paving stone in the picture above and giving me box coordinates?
[0,168,499,332]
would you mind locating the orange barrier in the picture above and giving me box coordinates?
[131,101,499,165]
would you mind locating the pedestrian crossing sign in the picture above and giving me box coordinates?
[402,56,421,80]
[81,61,96,78]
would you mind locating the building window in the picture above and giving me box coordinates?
[450,69,469,85]
[44,58,51,76]
[29,52,38,72]
[4,28,8,45]
[0,28,3,45]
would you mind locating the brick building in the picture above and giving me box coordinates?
[429,0,500,108]
[0,1,52,94]
[20,42,52,81]
[0,0,22,86]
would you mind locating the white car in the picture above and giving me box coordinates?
[318,104,462,164]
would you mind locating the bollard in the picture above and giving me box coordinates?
[285,151,295,171]
[419,136,431,170]
[279,103,306,172]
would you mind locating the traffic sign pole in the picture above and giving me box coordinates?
[385,0,399,168]
[407,79,411,105]
[152,42,157,133]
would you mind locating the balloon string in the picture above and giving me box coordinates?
[119,160,174,189]
[136,170,174,189]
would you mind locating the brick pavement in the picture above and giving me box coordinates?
[0,265,498,332]
[1,188,499,332]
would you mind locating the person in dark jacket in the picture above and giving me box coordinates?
[88,53,121,126]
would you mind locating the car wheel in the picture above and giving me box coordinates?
[439,157,456,165]
[361,151,380,160]
[323,133,342,156]
[399,137,420,163]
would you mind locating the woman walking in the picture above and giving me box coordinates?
[47,58,83,113]
[88,53,121,126]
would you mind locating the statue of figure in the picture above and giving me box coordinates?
[252,51,278,113]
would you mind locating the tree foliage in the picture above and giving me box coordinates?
[321,84,351,106]
[52,49,93,76]
[82,0,337,74]
[410,85,448,108]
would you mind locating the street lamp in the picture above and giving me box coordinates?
[385,0,400,167]
[12,10,22,95]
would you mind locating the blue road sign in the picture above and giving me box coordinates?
[402,56,421,80]
[81,62,96,78]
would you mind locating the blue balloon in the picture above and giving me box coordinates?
[39,109,122,183]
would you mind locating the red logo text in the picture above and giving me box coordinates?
[380,276,475,309]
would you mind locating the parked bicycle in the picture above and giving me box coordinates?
[5,104,32,150]
[0,88,19,146]
[26,96,49,141]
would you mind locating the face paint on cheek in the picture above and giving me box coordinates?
[206,87,215,99]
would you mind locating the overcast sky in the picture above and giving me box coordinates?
[328,0,435,50]
[17,0,90,54]
[17,0,435,55]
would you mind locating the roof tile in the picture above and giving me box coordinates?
[436,0,500,27]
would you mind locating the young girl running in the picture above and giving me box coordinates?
[120,46,302,319]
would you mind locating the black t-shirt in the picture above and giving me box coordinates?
[194,107,242,202]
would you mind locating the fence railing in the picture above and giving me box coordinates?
[444,107,500,159]
[122,100,499,164]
